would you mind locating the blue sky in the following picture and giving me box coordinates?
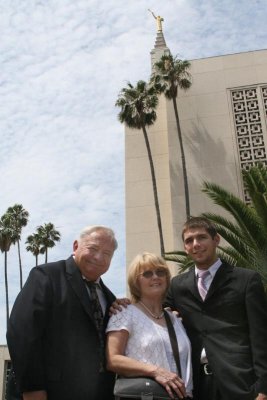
[0,0,267,343]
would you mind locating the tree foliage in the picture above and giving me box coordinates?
[0,213,19,326]
[0,203,61,328]
[5,204,29,288]
[116,80,165,255]
[151,54,192,219]
[25,232,44,267]
[36,223,61,263]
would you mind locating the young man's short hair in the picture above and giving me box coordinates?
[182,217,217,241]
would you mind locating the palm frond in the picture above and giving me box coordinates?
[164,250,194,273]
[150,54,192,100]
[244,163,267,194]
[202,181,265,247]
[242,166,267,237]
[116,80,159,130]
[201,165,267,288]
[202,212,263,252]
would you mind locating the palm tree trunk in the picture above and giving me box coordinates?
[36,254,38,267]
[17,240,23,289]
[4,250,9,327]
[142,125,165,256]
[172,97,190,219]
[45,248,48,263]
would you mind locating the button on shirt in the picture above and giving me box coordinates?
[195,258,222,363]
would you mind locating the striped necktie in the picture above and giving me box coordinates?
[197,270,210,300]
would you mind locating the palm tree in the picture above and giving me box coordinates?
[25,233,44,266]
[5,204,29,289]
[151,54,192,219]
[0,214,18,326]
[116,80,165,256]
[37,223,61,263]
[202,164,267,286]
[165,164,267,290]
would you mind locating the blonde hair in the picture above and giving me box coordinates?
[127,252,171,303]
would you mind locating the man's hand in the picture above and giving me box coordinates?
[164,307,180,318]
[23,390,47,400]
[109,298,131,315]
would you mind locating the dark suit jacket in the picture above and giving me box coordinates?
[165,261,267,400]
[7,256,116,400]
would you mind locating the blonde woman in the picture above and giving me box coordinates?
[106,252,193,399]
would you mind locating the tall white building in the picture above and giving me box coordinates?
[125,28,267,270]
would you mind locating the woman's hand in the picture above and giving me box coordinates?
[152,366,186,399]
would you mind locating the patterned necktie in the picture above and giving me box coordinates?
[197,270,210,300]
[85,281,105,371]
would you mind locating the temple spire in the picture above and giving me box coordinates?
[148,10,170,71]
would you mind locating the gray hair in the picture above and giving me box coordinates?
[79,225,118,250]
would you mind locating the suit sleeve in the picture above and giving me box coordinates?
[245,272,267,394]
[6,267,53,393]
[164,279,176,309]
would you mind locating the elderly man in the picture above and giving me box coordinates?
[7,225,118,400]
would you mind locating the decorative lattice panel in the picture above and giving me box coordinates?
[231,86,267,202]
[262,86,267,121]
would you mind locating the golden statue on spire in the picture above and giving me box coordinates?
[148,9,164,32]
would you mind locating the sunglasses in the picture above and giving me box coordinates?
[138,268,167,279]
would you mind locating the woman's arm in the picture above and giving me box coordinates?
[106,330,156,376]
[106,330,186,399]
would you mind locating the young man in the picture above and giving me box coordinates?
[7,226,118,400]
[165,217,267,400]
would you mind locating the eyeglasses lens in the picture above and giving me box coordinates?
[142,268,167,278]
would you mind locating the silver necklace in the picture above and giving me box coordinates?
[139,300,164,319]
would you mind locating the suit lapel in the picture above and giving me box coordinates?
[186,261,234,302]
[206,261,234,300]
[186,268,202,301]
[66,257,116,327]
[65,256,94,320]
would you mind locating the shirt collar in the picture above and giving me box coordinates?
[73,255,101,285]
[82,275,101,284]
[195,258,222,278]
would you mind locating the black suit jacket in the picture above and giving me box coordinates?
[7,257,116,400]
[165,262,267,400]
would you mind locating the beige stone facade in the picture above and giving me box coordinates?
[0,346,10,400]
[125,35,267,272]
